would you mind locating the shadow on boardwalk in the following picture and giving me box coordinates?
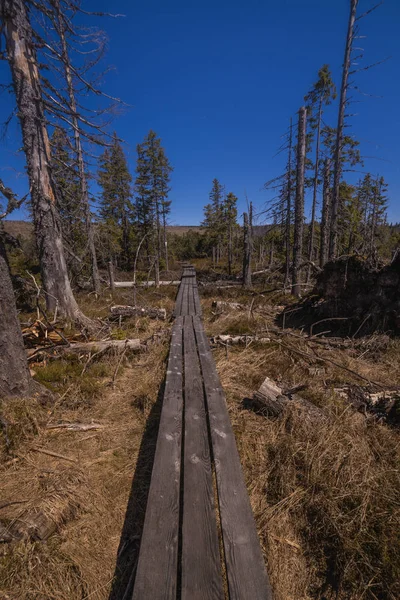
[108,380,165,600]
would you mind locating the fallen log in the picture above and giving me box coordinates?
[0,468,84,542]
[211,334,270,346]
[334,385,400,426]
[242,376,327,421]
[27,338,143,358]
[110,305,166,320]
[114,281,180,288]
[212,300,245,312]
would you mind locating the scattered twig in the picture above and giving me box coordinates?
[31,447,77,463]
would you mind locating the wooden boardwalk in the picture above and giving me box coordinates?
[132,267,272,599]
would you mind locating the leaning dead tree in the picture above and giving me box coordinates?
[0,0,93,327]
[292,106,307,297]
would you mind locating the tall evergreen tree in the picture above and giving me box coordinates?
[98,135,133,268]
[304,65,336,275]
[134,130,173,282]
[51,128,86,280]
[202,178,225,264]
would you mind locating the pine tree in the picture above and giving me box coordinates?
[134,130,173,282]
[98,135,134,268]
[202,179,225,265]
[304,65,336,276]
[51,128,86,280]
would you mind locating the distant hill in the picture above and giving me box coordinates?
[3,220,34,239]
[3,220,272,240]
[3,220,203,239]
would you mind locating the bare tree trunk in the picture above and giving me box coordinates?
[228,222,232,276]
[269,241,274,267]
[163,212,169,271]
[307,97,323,282]
[292,106,307,297]
[52,0,100,294]
[1,0,93,328]
[284,118,293,286]
[0,234,34,397]
[329,0,359,259]
[320,159,331,268]
[243,203,253,287]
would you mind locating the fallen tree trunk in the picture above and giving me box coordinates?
[110,305,166,320]
[243,376,327,422]
[211,334,270,346]
[27,339,143,358]
[114,281,180,288]
[212,300,245,312]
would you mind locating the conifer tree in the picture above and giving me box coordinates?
[51,128,86,280]
[98,135,134,268]
[134,130,172,282]
[304,65,336,275]
[202,179,225,264]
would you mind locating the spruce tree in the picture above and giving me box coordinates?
[202,178,225,264]
[51,128,86,280]
[98,134,134,268]
[134,130,173,281]
[304,65,336,276]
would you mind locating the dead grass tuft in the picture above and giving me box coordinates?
[209,300,400,600]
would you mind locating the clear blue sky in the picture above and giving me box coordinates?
[1,0,399,224]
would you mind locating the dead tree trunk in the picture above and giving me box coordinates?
[0,0,93,328]
[0,234,34,397]
[163,211,169,272]
[284,118,293,286]
[292,106,307,297]
[329,0,359,259]
[307,96,323,282]
[53,0,100,294]
[228,221,233,276]
[320,159,331,268]
[242,210,252,287]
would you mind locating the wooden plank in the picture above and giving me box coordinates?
[193,281,202,316]
[180,277,189,316]
[193,315,273,600]
[132,317,184,600]
[173,280,184,318]
[181,316,224,600]
[188,275,195,316]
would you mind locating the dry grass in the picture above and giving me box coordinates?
[207,299,400,600]
[0,288,170,600]
[1,276,400,600]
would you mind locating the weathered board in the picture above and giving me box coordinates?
[193,315,273,600]
[181,316,224,599]
[132,317,184,599]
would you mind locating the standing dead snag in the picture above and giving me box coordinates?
[292,106,307,297]
[0,0,93,328]
[243,202,253,287]
[329,0,359,259]
[320,158,331,268]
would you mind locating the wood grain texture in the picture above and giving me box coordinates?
[188,275,195,316]
[181,316,224,600]
[173,280,184,318]
[132,317,184,600]
[193,315,273,600]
